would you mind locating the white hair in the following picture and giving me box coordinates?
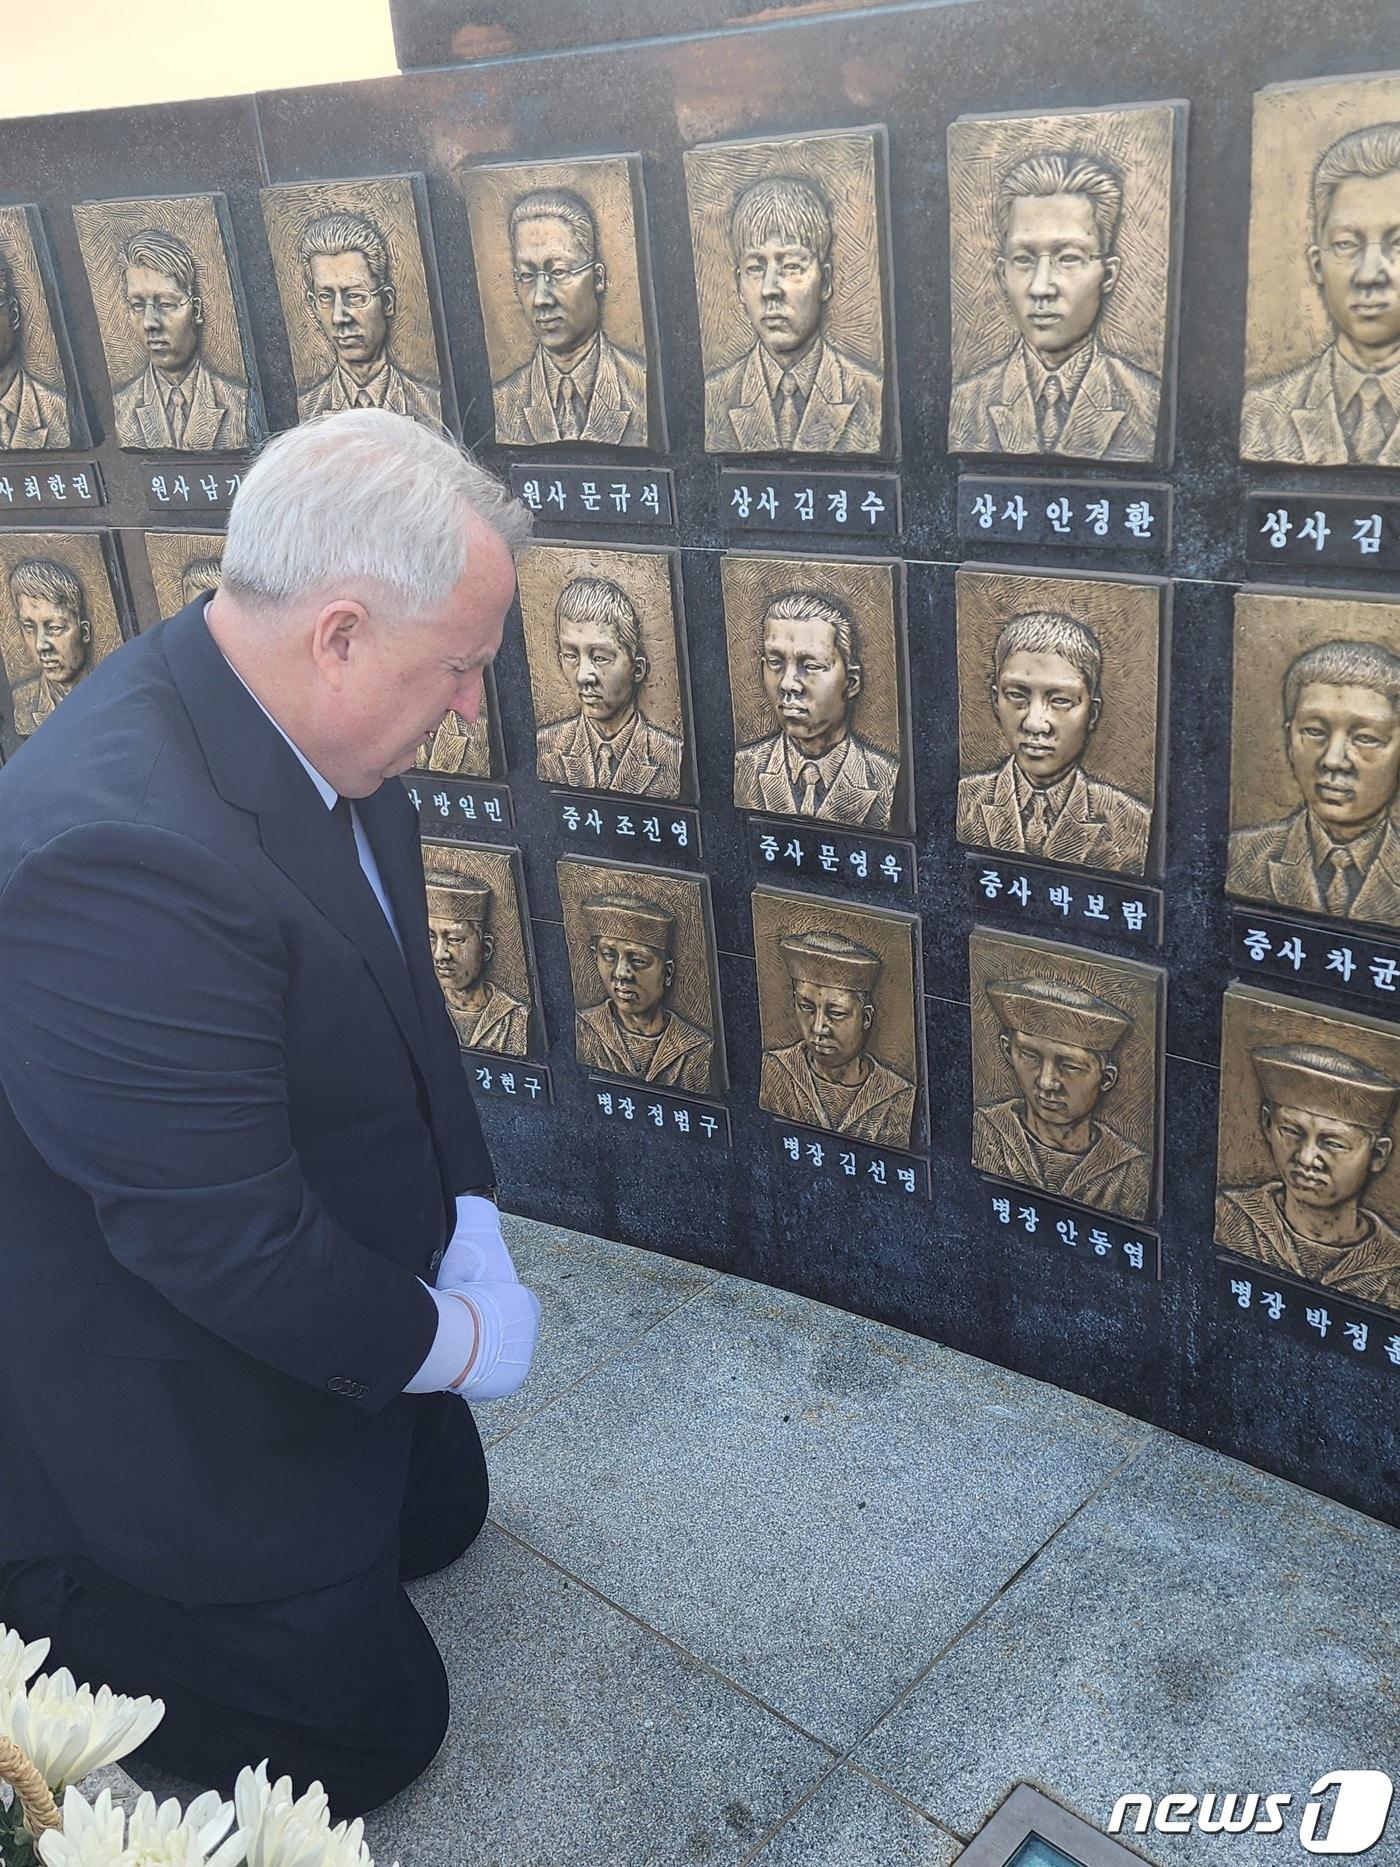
[219,409,532,619]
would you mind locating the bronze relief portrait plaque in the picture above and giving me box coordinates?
[721,553,910,834]
[461,154,660,450]
[260,175,451,429]
[684,127,893,458]
[1217,983,1400,1317]
[0,206,86,450]
[517,543,692,802]
[1241,72,1400,467]
[946,102,1185,465]
[414,665,500,780]
[0,531,127,747]
[1226,587,1400,932]
[143,530,224,617]
[72,193,261,454]
[422,841,542,1061]
[969,926,1164,1223]
[752,884,922,1150]
[956,566,1166,877]
[557,857,725,1097]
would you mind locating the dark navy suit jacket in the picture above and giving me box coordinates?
[0,598,493,1604]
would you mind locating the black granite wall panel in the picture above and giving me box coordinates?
[2,0,1396,1523]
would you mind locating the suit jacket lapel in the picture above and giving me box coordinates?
[523,351,562,444]
[1266,810,1325,912]
[354,783,441,1058]
[555,713,592,789]
[1379,415,1400,468]
[13,375,50,448]
[160,600,433,1085]
[822,741,879,826]
[1292,355,1348,466]
[756,737,798,814]
[795,345,855,451]
[727,348,781,451]
[980,760,1026,852]
[989,352,1040,454]
[1042,769,1111,865]
[580,340,630,446]
[1350,820,1400,922]
[612,725,661,796]
[182,365,228,452]
[1054,352,1126,458]
[134,368,173,449]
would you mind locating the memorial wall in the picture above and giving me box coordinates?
[1,0,1398,1522]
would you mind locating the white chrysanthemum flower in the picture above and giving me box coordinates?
[37,1784,243,1867]
[234,1764,396,1867]
[0,1623,51,1699]
[4,1669,165,1790]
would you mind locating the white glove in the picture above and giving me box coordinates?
[437,1193,520,1288]
[443,1281,541,1403]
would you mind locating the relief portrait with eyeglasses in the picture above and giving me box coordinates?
[1243,122,1400,466]
[109,228,248,452]
[297,211,440,424]
[949,151,1158,462]
[74,196,258,455]
[947,104,1181,467]
[493,187,648,447]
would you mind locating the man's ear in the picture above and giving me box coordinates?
[381,284,397,320]
[1099,1060,1119,1096]
[820,258,833,305]
[481,930,496,965]
[663,956,676,990]
[1100,253,1121,298]
[6,298,19,334]
[1307,242,1324,289]
[191,295,204,328]
[845,663,862,700]
[1087,694,1103,737]
[310,599,369,688]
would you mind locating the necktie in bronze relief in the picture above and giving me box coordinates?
[558,376,581,441]
[1350,378,1394,463]
[777,374,802,448]
[169,382,189,446]
[798,763,821,816]
[1325,845,1356,917]
[1025,790,1052,855]
[1039,374,1065,450]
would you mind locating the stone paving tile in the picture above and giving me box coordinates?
[853,1433,1400,1865]
[744,1764,964,1866]
[487,1271,1151,1750]
[473,1216,718,1446]
[367,1525,833,1867]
